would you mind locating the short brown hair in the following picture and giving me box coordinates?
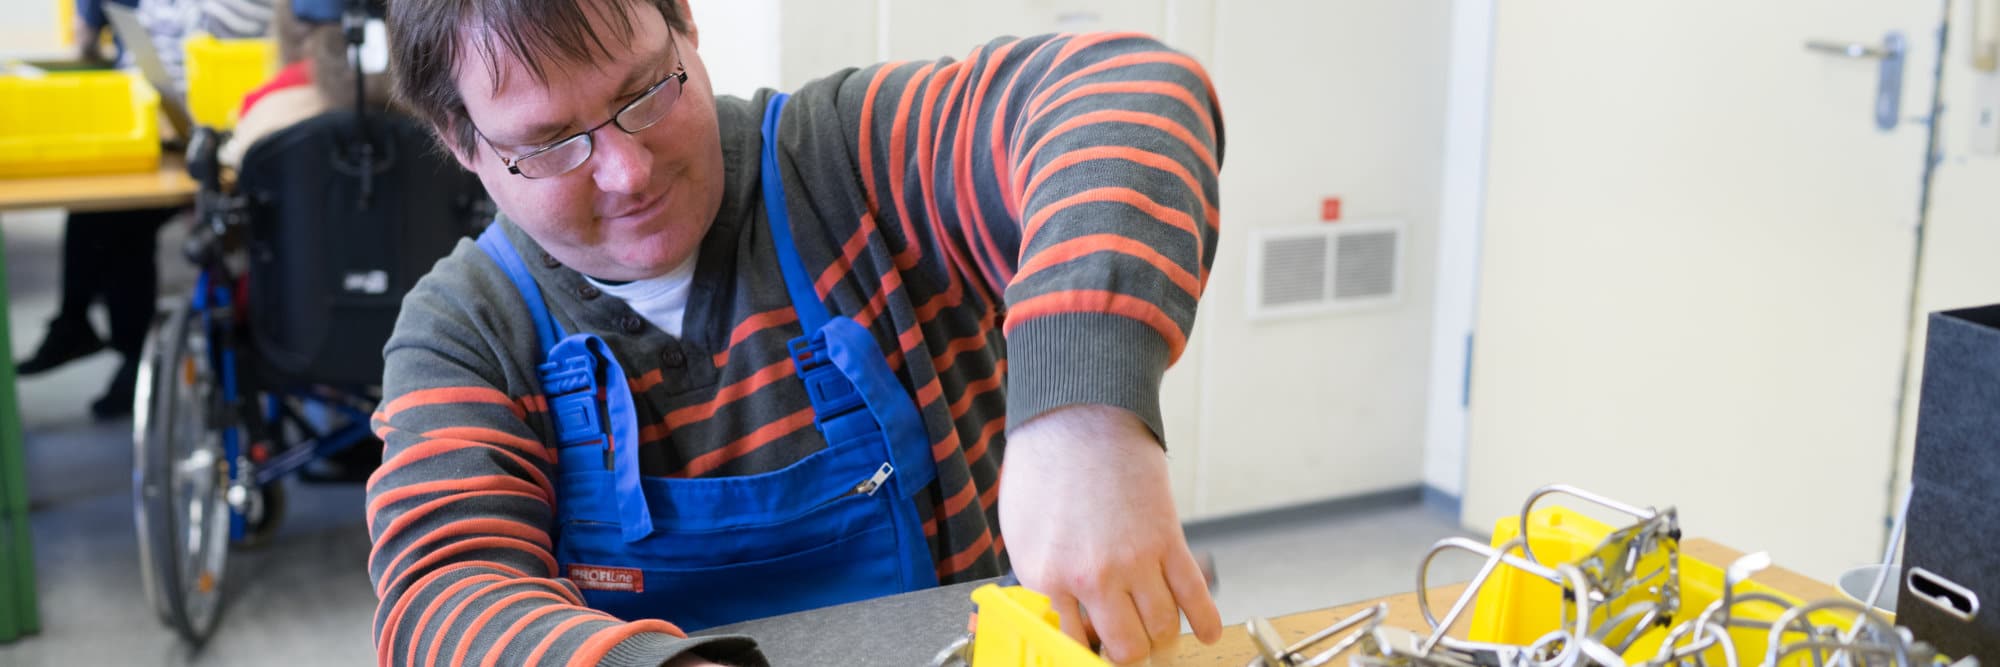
[280,0,394,112]
[387,0,687,156]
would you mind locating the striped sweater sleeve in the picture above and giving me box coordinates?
[820,33,1223,441]
[365,246,761,667]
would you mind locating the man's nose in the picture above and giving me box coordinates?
[591,128,652,195]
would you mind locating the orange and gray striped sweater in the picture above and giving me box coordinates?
[367,32,1223,666]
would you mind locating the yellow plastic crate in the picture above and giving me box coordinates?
[968,584,1107,667]
[183,33,276,129]
[1470,506,1854,666]
[0,70,161,178]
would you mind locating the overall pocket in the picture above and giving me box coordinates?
[553,440,916,629]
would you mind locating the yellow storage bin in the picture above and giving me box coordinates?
[968,584,1107,667]
[0,69,161,178]
[1470,506,1855,666]
[183,33,276,129]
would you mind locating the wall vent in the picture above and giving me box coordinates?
[1248,220,1402,319]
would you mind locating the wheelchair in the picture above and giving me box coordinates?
[129,83,489,640]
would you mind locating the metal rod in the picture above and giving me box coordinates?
[1519,485,1658,564]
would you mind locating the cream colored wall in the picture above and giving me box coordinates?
[1891,0,2000,519]
[1,1,64,60]
[690,0,782,98]
[1192,0,1448,517]
[776,1,878,91]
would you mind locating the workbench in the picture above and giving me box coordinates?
[698,539,1842,665]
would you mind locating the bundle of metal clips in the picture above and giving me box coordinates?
[1244,484,1973,667]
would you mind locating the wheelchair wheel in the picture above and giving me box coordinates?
[132,303,234,643]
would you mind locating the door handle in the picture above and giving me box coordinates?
[1805,31,1907,131]
[1806,40,1896,59]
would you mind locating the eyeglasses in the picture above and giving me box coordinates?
[472,36,688,180]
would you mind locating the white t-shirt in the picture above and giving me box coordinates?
[585,255,698,337]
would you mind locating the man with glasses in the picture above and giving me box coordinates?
[368,1,1224,665]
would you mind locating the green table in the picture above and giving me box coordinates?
[0,161,195,642]
[0,222,36,642]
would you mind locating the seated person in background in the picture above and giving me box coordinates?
[220,0,393,167]
[135,0,275,100]
[16,0,274,420]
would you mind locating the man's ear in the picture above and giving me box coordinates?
[676,0,698,49]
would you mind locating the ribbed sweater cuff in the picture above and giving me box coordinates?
[1005,314,1172,447]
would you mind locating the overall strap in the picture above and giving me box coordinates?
[758,93,832,332]
[475,224,566,351]
[477,224,654,541]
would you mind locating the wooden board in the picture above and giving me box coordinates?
[0,156,195,213]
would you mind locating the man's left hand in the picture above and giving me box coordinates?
[998,404,1223,664]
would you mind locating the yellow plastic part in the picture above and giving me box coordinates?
[0,70,161,178]
[969,584,1109,667]
[1470,506,1854,666]
[58,0,76,47]
[183,33,276,129]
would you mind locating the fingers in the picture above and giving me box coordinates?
[1166,549,1224,643]
[1081,584,1151,664]
[1051,591,1092,649]
[1130,571,1184,655]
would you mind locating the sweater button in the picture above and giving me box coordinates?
[578,284,601,300]
[619,315,646,334]
[660,345,687,369]
[541,252,561,268]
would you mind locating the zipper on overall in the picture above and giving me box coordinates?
[846,463,895,498]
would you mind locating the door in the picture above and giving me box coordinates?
[1465,2,1945,581]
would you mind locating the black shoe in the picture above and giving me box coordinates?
[16,318,107,376]
[90,357,139,421]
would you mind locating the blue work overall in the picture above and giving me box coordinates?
[473,93,939,630]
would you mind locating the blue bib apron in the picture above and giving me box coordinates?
[473,93,939,630]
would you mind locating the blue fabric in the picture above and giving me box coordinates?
[759,93,937,590]
[466,94,940,631]
[478,226,656,541]
[76,0,138,31]
[757,93,831,333]
[475,227,562,349]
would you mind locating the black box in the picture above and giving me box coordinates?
[1901,304,2000,661]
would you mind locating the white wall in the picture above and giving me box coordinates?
[688,0,782,98]
[1194,0,1449,517]
[2,0,67,60]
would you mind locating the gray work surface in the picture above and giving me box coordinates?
[697,579,990,666]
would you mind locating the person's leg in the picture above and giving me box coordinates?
[92,208,176,419]
[15,213,111,375]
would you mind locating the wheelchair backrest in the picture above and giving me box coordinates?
[235,110,488,388]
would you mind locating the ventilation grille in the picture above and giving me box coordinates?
[1335,230,1397,299]
[1259,235,1328,307]
[1249,221,1402,319]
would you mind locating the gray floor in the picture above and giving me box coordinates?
[0,209,1480,665]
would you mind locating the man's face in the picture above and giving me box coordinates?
[451,1,723,282]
